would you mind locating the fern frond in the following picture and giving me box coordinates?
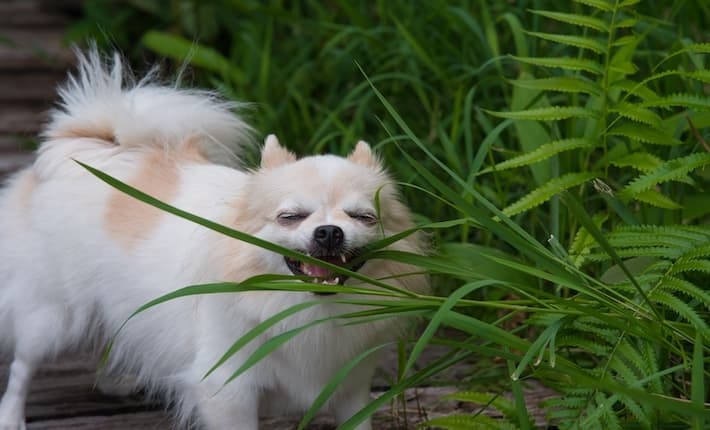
[613,79,660,100]
[611,103,663,127]
[622,153,710,197]
[659,276,710,310]
[526,30,606,53]
[680,244,710,260]
[669,258,710,275]
[529,10,609,32]
[503,172,596,216]
[612,16,638,29]
[606,231,696,249]
[484,106,596,121]
[632,189,682,210]
[611,225,710,240]
[650,290,708,329]
[586,247,681,261]
[607,122,682,146]
[510,77,602,95]
[512,55,604,74]
[685,70,710,84]
[641,93,710,110]
[557,335,611,355]
[486,138,596,173]
[610,152,663,172]
[573,0,614,12]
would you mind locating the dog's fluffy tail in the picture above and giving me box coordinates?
[43,47,252,163]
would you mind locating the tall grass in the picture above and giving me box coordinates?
[72,0,710,428]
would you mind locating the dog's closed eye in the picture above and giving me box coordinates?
[277,211,310,225]
[346,211,378,226]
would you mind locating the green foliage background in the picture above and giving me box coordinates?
[71,1,710,428]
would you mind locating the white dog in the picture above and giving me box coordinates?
[0,49,426,429]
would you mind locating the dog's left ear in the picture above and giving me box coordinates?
[347,141,381,169]
[261,134,296,169]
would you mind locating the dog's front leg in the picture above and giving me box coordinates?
[0,355,36,430]
[195,379,259,430]
[332,381,373,430]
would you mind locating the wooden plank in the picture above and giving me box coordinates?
[0,152,34,176]
[0,72,64,101]
[0,1,71,27]
[0,29,73,70]
[0,103,50,133]
[28,412,174,430]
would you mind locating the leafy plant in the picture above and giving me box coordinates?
[482,0,710,232]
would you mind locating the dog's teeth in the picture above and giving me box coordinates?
[340,254,346,263]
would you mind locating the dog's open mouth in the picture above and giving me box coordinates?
[285,251,365,287]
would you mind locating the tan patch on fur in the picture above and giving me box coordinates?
[105,151,181,247]
[50,126,117,143]
[14,169,38,210]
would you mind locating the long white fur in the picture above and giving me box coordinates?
[0,49,426,429]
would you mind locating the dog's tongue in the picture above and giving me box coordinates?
[302,263,331,278]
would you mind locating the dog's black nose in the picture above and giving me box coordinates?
[313,225,344,251]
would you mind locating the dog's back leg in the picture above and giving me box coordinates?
[0,303,76,429]
[0,354,35,430]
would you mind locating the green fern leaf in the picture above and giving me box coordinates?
[510,77,602,95]
[607,123,683,146]
[666,43,710,63]
[612,17,638,28]
[670,258,710,275]
[613,79,659,100]
[610,61,638,75]
[660,276,710,310]
[651,290,708,330]
[612,35,640,47]
[685,70,710,84]
[574,0,614,11]
[680,244,710,260]
[487,138,596,172]
[607,231,695,249]
[512,55,604,74]
[612,225,710,241]
[586,247,681,261]
[622,153,710,196]
[641,93,710,110]
[503,172,596,216]
[632,189,682,210]
[485,106,596,121]
[611,103,663,127]
[619,0,642,6]
[526,30,606,53]
[610,152,663,172]
[529,10,609,32]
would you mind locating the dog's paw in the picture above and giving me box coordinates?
[0,409,26,430]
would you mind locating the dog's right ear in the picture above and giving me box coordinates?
[261,134,296,169]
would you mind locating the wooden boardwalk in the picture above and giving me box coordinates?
[0,0,75,178]
[3,348,555,430]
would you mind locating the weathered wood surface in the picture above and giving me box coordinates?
[0,346,555,430]
[0,0,75,178]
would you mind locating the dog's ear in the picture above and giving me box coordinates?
[261,134,296,168]
[347,140,381,169]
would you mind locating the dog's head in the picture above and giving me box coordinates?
[239,135,418,290]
